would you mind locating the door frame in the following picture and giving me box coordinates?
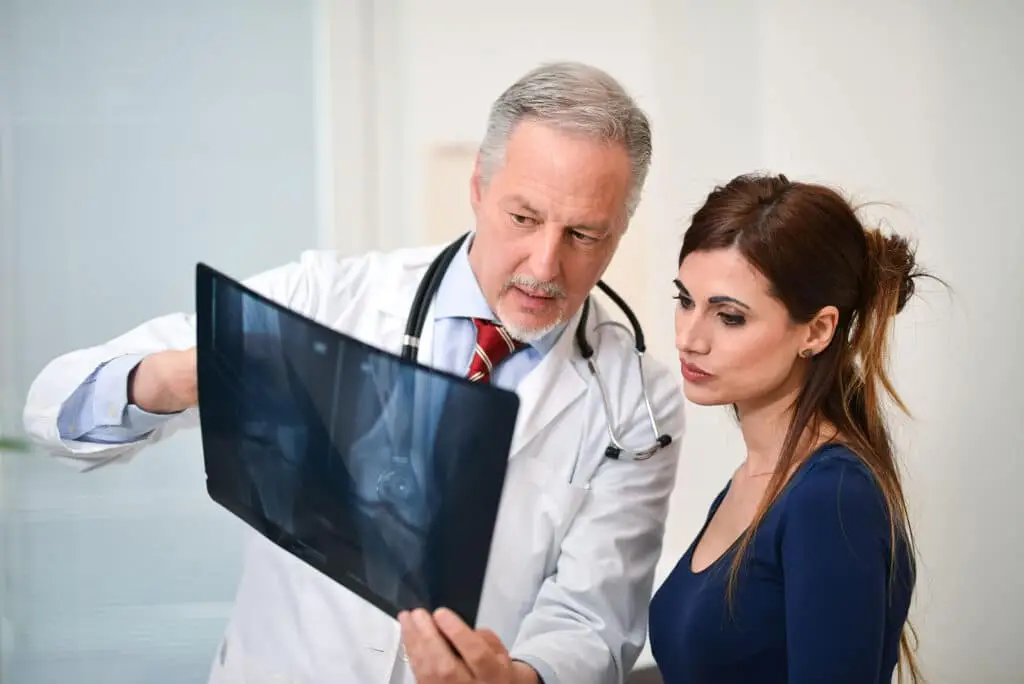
[319,0,410,254]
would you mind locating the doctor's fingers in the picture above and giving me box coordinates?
[398,609,473,683]
[435,610,512,681]
[469,629,514,681]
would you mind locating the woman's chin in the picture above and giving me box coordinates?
[682,383,729,407]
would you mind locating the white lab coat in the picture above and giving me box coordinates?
[22,242,686,684]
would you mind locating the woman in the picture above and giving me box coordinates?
[648,173,929,683]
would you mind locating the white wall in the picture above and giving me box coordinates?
[360,1,1024,681]
[652,3,1024,682]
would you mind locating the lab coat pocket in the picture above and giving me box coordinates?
[478,455,591,638]
[208,629,305,684]
[533,460,591,562]
[207,635,240,684]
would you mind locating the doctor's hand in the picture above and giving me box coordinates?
[399,608,539,684]
[128,348,197,414]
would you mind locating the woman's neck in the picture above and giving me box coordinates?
[736,397,794,476]
[736,390,835,477]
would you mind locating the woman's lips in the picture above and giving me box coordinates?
[680,359,713,383]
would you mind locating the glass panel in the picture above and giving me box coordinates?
[1,1,319,681]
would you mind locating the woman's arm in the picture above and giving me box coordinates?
[781,458,898,683]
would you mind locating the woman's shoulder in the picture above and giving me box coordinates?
[791,442,876,485]
[778,443,889,528]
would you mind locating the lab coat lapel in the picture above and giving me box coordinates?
[508,307,588,458]
[375,264,437,362]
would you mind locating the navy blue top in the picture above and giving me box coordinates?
[648,444,915,684]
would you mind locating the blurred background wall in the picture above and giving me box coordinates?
[1,0,1021,682]
[0,1,328,681]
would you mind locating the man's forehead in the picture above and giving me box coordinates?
[501,123,631,190]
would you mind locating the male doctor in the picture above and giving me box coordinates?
[23,61,685,684]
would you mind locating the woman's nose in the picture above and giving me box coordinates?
[675,310,710,355]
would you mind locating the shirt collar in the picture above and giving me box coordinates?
[432,232,566,355]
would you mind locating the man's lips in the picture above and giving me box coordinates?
[514,285,554,299]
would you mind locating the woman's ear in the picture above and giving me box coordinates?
[801,305,839,357]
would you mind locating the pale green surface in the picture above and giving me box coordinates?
[0,438,27,452]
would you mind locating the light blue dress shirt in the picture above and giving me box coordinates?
[58,236,566,443]
[428,234,563,386]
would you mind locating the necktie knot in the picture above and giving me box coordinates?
[466,318,526,383]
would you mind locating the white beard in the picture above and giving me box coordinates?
[502,318,561,345]
[493,276,568,344]
[495,296,566,344]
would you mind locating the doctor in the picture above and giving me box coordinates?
[22,61,685,684]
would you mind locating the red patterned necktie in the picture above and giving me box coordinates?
[466,318,526,383]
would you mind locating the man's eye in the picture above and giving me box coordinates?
[510,213,533,226]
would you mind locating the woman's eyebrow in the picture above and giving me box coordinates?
[709,295,750,310]
[675,280,750,310]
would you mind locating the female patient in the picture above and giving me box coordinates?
[649,173,929,683]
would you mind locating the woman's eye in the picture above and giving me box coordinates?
[673,294,694,309]
[719,313,746,326]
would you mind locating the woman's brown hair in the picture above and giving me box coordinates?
[679,173,935,683]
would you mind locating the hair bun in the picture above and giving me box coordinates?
[864,230,918,314]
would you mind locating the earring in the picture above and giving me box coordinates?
[799,349,813,358]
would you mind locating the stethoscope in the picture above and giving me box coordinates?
[399,232,673,462]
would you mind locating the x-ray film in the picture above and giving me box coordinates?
[193,263,520,625]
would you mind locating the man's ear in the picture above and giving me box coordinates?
[470,152,483,213]
[802,305,839,357]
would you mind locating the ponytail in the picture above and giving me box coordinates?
[850,230,920,419]
[840,227,936,684]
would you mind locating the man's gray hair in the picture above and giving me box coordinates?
[478,61,653,217]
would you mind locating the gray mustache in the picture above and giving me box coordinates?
[504,275,566,299]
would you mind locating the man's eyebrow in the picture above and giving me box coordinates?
[503,196,611,234]
[567,222,611,236]
[505,195,539,214]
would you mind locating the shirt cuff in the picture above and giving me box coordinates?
[92,354,177,435]
[513,655,555,684]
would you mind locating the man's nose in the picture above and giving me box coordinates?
[527,226,563,282]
